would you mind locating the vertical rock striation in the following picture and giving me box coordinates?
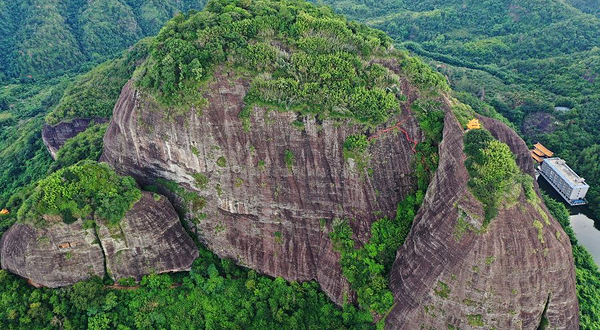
[386,109,579,329]
[101,69,423,304]
[42,118,108,159]
[97,192,199,280]
[0,220,105,287]
[0,192,197,286]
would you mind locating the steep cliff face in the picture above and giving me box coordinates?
[101,68,423,304]
[0,192,197,286]
[42,118,108,159]
[386,109,579,329]
[0,219,105,287]
[97,191,199,280]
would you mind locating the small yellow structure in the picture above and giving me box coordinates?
[467,118,481,130]
[533,143,553,157]
[0,209,9,215]
[532,148,545,157]
[531,151,543,164]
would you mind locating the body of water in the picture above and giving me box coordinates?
[537,176,600,266]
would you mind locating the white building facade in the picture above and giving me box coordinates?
[539,157,589,206]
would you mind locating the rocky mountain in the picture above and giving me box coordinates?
[386,109,579,328]
[0,163,197,287]
[42,118,108,159]
[96,1,578,328]
[0,0,582,328]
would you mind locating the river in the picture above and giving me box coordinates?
[537,176,600,266]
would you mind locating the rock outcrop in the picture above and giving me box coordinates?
[101,69,423,304]
[100,63,579,327]
[42,118,108,159]
[0,219,105,287]
[97,191,199,280]
[386,108,579,329]
[0,191,198,286]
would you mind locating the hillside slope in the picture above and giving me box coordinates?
[0,0,207,81]
[97,1,579,328]
[317,0,600,221]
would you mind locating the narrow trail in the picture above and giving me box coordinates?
[105,283,182,291]
[368,119,418,153]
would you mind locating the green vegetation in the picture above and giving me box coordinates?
[329,95,442,316]
[45,40,152,124]
[284,149,295,170]
[18,161,141,225]
[0,247,373,329]
[50,124,108,172]
[156,178,206,213]
[542,194,600,329]
[0,0,207,81]
[330,191,424,315]
[344,134,369,154]
[434,281,450,299]
[192,172,209,189]
[467,314,484,327]
[216,156,227,167]
[463,129,522,223]
[318,0,600,220]
[135,0,447,125]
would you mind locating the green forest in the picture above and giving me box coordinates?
[0,0,599,329]
[317,0,600,220]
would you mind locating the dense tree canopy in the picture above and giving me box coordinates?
[136,0,447,124]
[318,0,600,221]
[0,0,207,81]
[18,161,141,225]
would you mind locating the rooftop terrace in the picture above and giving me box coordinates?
[545,158,587,186]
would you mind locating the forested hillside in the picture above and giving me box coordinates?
[0,0,207,81]
[0,0,207,212]
[318,0,600,219]
[0,0,598,329]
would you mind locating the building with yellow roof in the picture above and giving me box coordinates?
[531,152,543,164]
[534,143,553,157]
[0,209,9,215]
[466,118,481,130]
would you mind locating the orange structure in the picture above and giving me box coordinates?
[533,143,553,157]
[0,209,9,215]
[531,152,543,164]
[466,118,481,130]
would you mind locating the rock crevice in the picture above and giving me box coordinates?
[1,191,198,287]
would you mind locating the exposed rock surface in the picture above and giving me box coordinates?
[101,69,424,304]
[0,191,197,286]
[386,108,579,329]
[42,118,108,159]
[98,191,199,280]
[99,64,578,326]
[0,220,104,287]
[521,112,556,136]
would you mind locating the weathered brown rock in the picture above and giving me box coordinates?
[42,118,108,159]
[99,64,578,327]
[0,221,104,287]
[386,108,579,329]
[100,69,423,304]
[97,191,199,280]
[0,191,197,286]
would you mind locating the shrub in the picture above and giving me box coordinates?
[343,134,369,153]
[18,161,141,225]
[463,131,520,224]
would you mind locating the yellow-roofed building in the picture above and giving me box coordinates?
[534,143,553,157]
[467,118,481,130]
[0,209,9,215]
[531,152,543,164]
